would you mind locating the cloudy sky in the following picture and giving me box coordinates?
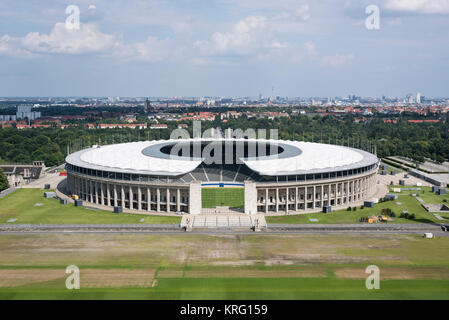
[0,0,448,97]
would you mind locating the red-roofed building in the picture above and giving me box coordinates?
[16,123,30,129]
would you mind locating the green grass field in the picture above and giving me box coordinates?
[405,186,449,204]
[202,188,244,208]
[0,188,181,224]
[267,190,443,224]
[1,233,449,299]
[266,198,436,224]
[2,186,446,225]
[2,278,449,300]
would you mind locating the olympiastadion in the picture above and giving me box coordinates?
[65,133,379,215]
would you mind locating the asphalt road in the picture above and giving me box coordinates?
[1,223,448,236]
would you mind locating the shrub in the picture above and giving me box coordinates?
[347,207,352,211]
[400,212,414,219]
[361,205,364,209]
[353,207,357,211]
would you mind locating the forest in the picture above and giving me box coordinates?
[0,113,448,167]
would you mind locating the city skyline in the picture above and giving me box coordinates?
[0,0,448,97]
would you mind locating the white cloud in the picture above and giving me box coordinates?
[194,14,353,68]
[0,10,353,68]
[194,16,286,56]
[0,35,35,58]
[20,22,116,55]
[0,22,180,62]
[384,0,449,14]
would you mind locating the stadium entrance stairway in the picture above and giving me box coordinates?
[180,213,267,231]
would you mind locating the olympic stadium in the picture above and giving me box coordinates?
[65,138,379,215]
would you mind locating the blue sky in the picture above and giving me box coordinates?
[0,0,448,97]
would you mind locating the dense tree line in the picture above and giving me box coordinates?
[217,114,449,163]
[0,168,8,191]
[0,113,448,166]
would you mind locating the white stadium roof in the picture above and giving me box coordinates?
[66,139,378,176]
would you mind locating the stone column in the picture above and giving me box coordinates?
[113,184,118,207]
[147,188,151,211]
[345,181,349,203]
[156,188,160,212]
[334,183,338,206]
[129,186,133,210]
[265,189,269,213]
[176,189,181,212]
[106,184,110,207]
[321,185,324,207]
[166,188,170,212]
[312,185,316,209]
[100,183,104,205]
[137,187,142,211]
[351,180,354,202]
[121,185,125,208]
[340,182,343,205]
[95,181,98,204]
[275,188,279,213]
[285,187,289,214]
[89,180,93,203]
[295,187,299,212]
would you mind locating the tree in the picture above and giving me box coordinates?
[0,168,9,192]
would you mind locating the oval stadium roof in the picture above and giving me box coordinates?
[65,138,378,176]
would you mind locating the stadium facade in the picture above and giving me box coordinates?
[65,138,379,215]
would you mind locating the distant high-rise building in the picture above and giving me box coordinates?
[16,105,41,120]
[416,93,421,104]
[145,98,151,112]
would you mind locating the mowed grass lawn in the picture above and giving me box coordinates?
[405,186,449,204]
[1,233,449,299]
[202,187,244,208]
[267,186,445,224]
[0,188,181,224]
[2,278,449,300]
